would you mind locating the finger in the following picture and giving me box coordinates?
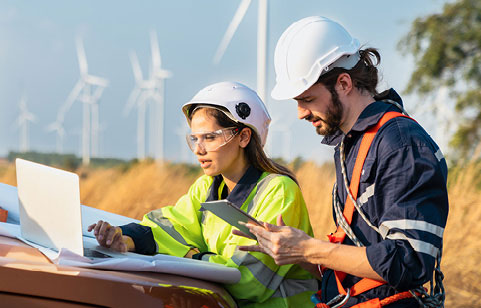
[263,221,284,232]
[238,245,264,252]
[277,214,286,226]
[105,226,120,246]
[98,221,111,241]
[120,242,128,253]
[87,223,97,232]
[93,220,104,236]
[110,237,126,252]
[232,229,251,239]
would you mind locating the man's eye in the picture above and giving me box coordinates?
[304,98,314,103]
[189,136,198,142]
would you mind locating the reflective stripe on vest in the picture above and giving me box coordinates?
[232,251,318,298]
[328,112,413,300]
[146,211,195,248]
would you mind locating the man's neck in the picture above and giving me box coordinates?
[340,92,375,134]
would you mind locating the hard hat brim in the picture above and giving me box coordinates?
[271,80,313,101]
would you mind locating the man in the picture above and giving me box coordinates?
[235,16,448,307]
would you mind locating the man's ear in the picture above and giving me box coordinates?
[239,127,252,148]
[336,73,353,95]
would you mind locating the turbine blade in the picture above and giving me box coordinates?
[60,79,84,116]
[213,0,251,64]
[129,51,143,82]
[150,30,161,71]
[76,37,88,76]
[85,75,109,87]
[124,87,141,116]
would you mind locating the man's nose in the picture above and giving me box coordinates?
[297,103,310,120]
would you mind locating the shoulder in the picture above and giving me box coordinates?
[188,175,214,196]
[375,115,440,156]
[256,172,301,197]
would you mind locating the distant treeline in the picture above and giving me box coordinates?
[6,151,308,174]
[7,151,129,171]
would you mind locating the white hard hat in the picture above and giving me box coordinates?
[271,16,361,100]
[182,81,271,147]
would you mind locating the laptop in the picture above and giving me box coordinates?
[15,158,120,259]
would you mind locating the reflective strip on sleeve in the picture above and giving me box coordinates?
[379,219,444,238]
[434,148,444,162]
[272,279,319,298]
[386,232,439,258]
[357,183,375,207]
[146,211,193,248]
[231,251,317,297]
[246,174,281,214]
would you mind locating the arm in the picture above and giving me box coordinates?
[119,176,212,256]
[238,216,384,281]
[362,141,448,290]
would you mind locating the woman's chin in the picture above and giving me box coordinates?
[201,167,220,177]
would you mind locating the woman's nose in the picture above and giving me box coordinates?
[193,142,206,155]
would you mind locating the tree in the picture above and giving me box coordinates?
[399,0,481,160]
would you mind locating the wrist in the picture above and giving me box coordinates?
[302,237,331,265]
[122,235,135,252]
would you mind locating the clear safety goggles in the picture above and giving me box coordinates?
[186,127,240,152]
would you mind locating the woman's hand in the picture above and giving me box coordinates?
[87,220,133,253]
[233,214,313,265]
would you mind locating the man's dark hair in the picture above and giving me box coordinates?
[316,48,381,96]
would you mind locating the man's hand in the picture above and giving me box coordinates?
[233,214,313,265]
[88,220,133,253]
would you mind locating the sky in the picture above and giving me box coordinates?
[0,0,453,164]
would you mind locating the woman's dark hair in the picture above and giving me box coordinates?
[190,106,299,184]
[317,48,381,97]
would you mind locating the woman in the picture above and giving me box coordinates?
[89,81,317,307]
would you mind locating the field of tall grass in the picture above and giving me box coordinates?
[0,158,479,307]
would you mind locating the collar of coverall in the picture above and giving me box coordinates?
[321,88,404,146]
[205,166,263,209]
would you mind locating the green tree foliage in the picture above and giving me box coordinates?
[399,0,481,159]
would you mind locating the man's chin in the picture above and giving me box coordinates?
[316,126,337,136]
[316,126,328,136]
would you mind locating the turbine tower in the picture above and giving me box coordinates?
[46,116,66,153]
[213,0,269,148]
[16,94,36,153]
[125,30,171,162]
[56,37,109,165]
[272,116,294,162]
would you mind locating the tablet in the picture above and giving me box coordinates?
[201,200,263,239]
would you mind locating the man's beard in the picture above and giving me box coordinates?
[308,92,343,136]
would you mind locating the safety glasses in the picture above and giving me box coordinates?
[186,127,240,152]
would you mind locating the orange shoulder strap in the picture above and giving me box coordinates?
[327,111,413,298]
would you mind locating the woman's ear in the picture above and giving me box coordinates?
[239,128,251,148]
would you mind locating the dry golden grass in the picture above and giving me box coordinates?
[1,158,480,307]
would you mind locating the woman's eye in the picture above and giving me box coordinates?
[204,135,217,141]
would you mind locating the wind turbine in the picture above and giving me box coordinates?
[46,116,66,153]
[149,31,172,163]
[213,0,268,102]
[272,116,294,162]
[56,36,109,165]
[16,94,36,153]
[213,0,269,149]
[125,30,171,162]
